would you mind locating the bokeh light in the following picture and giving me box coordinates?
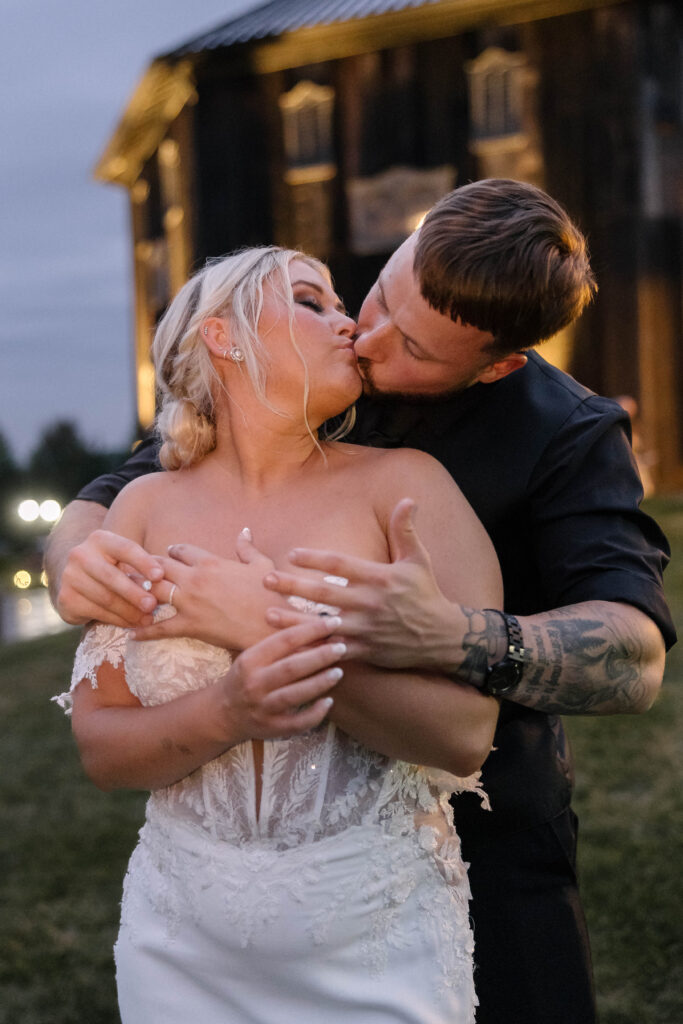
[39,499,62,522]
[17,500,40,522]
[13,570,32,589]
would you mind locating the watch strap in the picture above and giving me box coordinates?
[481,610,527,695]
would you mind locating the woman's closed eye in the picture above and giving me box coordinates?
[296,296,324,313]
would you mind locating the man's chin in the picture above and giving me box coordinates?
[358,367,468,404]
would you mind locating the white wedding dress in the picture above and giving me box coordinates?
[56,613,488,1023]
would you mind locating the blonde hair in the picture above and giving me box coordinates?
[152,246,355,470]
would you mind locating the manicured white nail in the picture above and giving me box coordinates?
[331,642,347,657]
[327,667,344,682]
[326,616,342,629]
[142,579,152,592]
[322,697,334,708]
[324,575,348,587]
[240,526,252,541]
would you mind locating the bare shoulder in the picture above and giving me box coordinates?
[331,442,481,536]
[104,471,175,540]
[331,441,451,482]
[332,444,500,604]
[107,471,173,512]
[336,443,466,502]
[375,446,455,484]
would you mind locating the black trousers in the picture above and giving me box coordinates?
[460,808,596,1024]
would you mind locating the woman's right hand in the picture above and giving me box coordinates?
[219,616,346,743]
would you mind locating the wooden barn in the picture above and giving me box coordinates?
[95,0,683,491]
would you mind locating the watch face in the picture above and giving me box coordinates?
[486,660,524,696]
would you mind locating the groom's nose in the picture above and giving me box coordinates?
[354,319,390,362]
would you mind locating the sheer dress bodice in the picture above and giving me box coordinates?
[56,615,487,1017]
[59,616,488,855]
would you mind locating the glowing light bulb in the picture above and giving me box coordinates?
[14,570,32,589]
[17,500,40,522]
[39,499,62,523]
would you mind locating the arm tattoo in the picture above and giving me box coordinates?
[518,605,649,715]
[458,608,506,687]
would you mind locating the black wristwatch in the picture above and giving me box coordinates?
[479,610,527,697]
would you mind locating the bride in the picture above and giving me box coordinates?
[56,246,501,1022]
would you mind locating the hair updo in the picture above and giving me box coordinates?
[152,246,352,470]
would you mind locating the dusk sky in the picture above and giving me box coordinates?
[1,0,261,463]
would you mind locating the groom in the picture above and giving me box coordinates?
[46,179,674,1024]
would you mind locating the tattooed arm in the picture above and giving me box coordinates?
[263,518,666,716]
[458,601,665,715]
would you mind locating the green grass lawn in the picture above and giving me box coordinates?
[0,500,681,1023]
[0,630,146,1024]
[566,498,683,1024]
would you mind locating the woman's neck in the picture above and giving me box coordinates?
[206,404,324,494]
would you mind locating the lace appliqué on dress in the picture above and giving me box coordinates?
[56,601,484,1017]
[425,765,491,811]
[52,623,129,715]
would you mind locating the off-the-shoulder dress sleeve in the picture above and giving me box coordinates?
[52,623,129,715]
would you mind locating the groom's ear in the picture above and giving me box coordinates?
[475,352,527,385]
[201,317,231,359]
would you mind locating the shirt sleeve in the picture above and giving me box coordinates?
[528,396,676,649]
[75,436,162,509]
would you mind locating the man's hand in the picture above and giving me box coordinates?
[263,499,461,670]
[132,529,279,649]
[261,499,666,715]
[56,528,164,627]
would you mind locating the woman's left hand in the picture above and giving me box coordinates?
[132,529,278,648]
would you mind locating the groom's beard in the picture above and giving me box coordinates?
[356,356,472,404]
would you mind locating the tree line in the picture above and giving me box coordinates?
[0,420,132,565]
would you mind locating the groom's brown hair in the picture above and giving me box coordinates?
[413,179,597,357]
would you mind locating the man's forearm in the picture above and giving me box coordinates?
[458,600,665,715]
[44,500,107,607]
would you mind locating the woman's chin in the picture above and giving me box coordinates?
[315,390,361,430]
[336,379,363,413]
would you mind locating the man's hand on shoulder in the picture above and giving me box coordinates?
[263,499,466,670]
[45,499,163,628]
[258,499,666,715]
[57,527,164,628]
